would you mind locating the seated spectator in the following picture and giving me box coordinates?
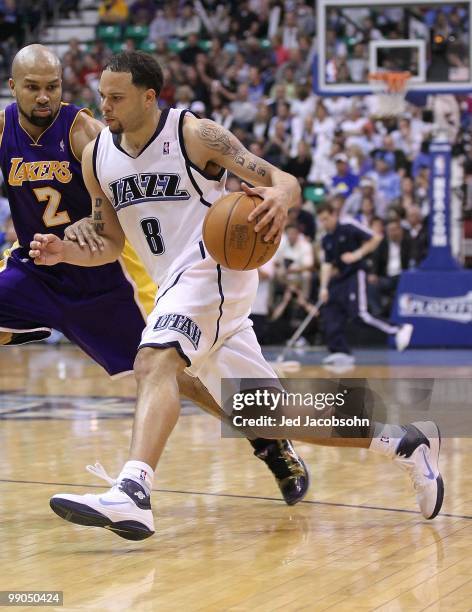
[405,206,429,265]
[355,197,376,228]
[347,43,368,82]
[368,151,401,204]
[370,219,412,313]
[344,176,387,218]
[346,120,382,156]
[175,85,194,111]
[290,84,316,124]
[179,32,204,66]
[186,65,210,108]
[78,54,101,88]
[282,11,299,49]
[230,83,258,129]
[275,224,314,299]
[232,51,250,85]
[158,67,175,108]
[331,153,359,198]
[149,7,178,42]
[268,101,292,140]
[263,121,291,167]
[211,98,234,131]
[207,38,231,75]
[391,116,423,161]
[414,165,431,215]
[98,0,129,25]
[87,40,112,68]
[176,2,201,38]
[277,64,298,100]
[312,101,336,152]
[287,197,316,242]
[251,102,271,141]
[284,141,312,187]
[244,37,269,69]
[379,134,409,175]
[340,103,368,136]
[267,83,288,115]
[66,38,85,65]
[346,143,371,176]
[270,33,290,67]
[399,176,416,210]
[247,67,265,104]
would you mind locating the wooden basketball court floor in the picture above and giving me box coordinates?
[1,344,471,611]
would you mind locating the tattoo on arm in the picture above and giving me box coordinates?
[198,120,269,177]
[93,198,104,234]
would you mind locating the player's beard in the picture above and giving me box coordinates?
[17,101,59,128]
[108,121,124,134]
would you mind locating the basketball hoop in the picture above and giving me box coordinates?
[368,71,411,117]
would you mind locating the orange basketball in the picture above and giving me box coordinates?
[202,192,280,271]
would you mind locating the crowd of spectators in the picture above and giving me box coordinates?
[1,0,472,347]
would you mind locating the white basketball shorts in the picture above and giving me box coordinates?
[139,255,278,405]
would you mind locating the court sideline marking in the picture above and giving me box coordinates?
[0,478,470,520]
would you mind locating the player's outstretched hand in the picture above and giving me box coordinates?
[29,233,65,266]
[64,217,104,252]
[241,182,288,244]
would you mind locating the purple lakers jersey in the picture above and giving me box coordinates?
[0,103,91,247]
[0,102,138,295]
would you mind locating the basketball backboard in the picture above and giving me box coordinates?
[315,0,472,95]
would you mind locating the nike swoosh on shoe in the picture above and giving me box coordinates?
[421,448,436,480]
[99,498,133,506]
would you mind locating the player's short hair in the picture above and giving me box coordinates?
[316,202,335,216]
[105,51,163,98]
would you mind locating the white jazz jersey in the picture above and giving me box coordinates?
[94,107,228,288]
[93,108,277,404]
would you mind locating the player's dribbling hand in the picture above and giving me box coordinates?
[241,182,288,244]
[64,217,104,252]
[29,234,65,266]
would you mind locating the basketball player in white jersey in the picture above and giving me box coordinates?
[31,52,443,539]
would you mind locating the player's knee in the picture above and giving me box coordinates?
[134,346,186,384]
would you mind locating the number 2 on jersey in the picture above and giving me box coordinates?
[141,217,165,255]
[33,186,71,228]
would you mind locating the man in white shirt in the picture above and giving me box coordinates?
[275,224,314,298]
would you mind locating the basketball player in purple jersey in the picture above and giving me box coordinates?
[0,45,309,505]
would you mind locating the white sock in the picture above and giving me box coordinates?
[118,460,154,495]
[369,423,406,458]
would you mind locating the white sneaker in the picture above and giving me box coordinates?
[394,421,444,519]
[322,352,355,365]
[395,324,413,351]
[50,463,155,540]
